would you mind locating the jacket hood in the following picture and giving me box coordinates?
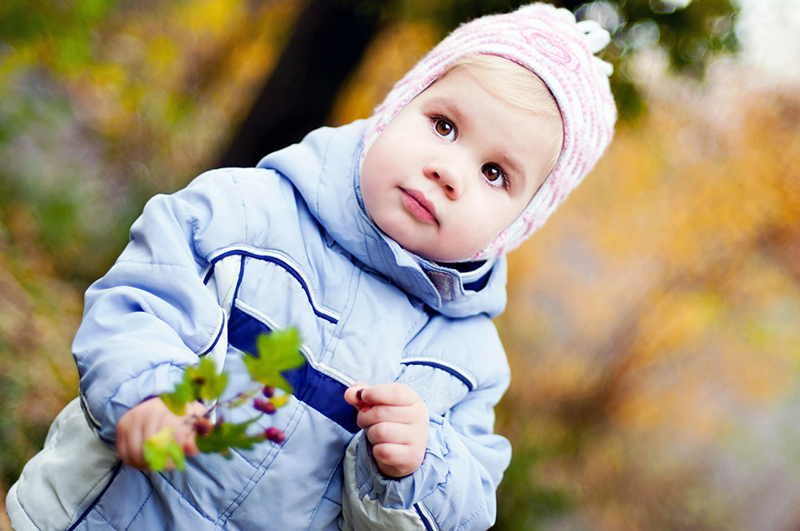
[257,120,507,319]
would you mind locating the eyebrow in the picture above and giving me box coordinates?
[427,96,468,126]
[498,154,528,191]
[500,154,526,187]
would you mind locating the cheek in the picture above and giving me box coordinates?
[468,199,525,245]
[359,172,378,219]
[360,152,391,219]
[362,136,390,179]
[449,207,501,251]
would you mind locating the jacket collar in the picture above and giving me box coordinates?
[257,120,507,318]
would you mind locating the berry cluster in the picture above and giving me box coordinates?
[192,417,213,436]
[264,427,286,443]
[144,329,304,472]
[254,386,278,415]
[253,387,285,440]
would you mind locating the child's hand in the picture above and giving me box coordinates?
[344,382,428,478]
[116,397,207,471]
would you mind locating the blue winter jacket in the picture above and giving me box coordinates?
[46,120,511,530]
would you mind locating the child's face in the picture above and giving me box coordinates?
[361,66,563,263]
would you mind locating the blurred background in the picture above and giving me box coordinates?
[1,0,799,529]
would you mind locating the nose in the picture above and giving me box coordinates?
[424,159,464,200]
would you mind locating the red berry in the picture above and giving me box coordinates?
[264,427,285,443]
[254,398,277,415]
[262,386,275,398]
[192,417,213,436]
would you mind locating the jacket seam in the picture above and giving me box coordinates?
[217,401,309,525]
[123,489,152,531]
[101,362,194,436]
[114,259,201,270]
[7,493,39,531]
[454,497,489,531]
[414,419,454,511]
[199,308,226,356]
[314,122,336,218]
[305,451,346,530]
[315,264,357,370]
[234,299,354,387]
[208,246,340,323]
[416,445,490,531]
[174,190,202,267]
[155,472,216,525]
[68,465,119,526]
[136,278,218,357]
[414,502,438,531]
[66,461,124,531]
[226,169,250,242]
[232,255,246,308]
[79,390,102,432]
[92,505,122,531]
[401,309,429,347]
[227,447,260,470]
[401,359,476,391]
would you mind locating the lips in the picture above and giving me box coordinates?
[401,188,438,225]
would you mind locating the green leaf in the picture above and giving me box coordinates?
[195,418,265,454]
[243,329,305,393]
[161,357,228,415]
[161,380,195,415]
[143,427,186,472]
[188,356,228,401]
[257,329,305,370]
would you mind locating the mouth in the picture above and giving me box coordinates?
[400,188,438,225]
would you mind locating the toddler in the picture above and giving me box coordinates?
[7,3,616,530]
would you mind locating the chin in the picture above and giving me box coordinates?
[416,249,473,264]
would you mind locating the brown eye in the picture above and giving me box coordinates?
[482,164,507,188]
[434,119,455,140]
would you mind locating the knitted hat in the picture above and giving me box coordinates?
[362,2,617,261]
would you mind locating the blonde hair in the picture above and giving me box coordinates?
[443,54,564,171]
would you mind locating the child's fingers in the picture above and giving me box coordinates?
[116,432,133,468]
[136,414,166,470]
[118,397,208,469]
[121,431,148,470]
[117,410,147,469]
[185,401,208,417]
[357,404,420,429]
[360,383,419,407]
[344,382,370,408]
[370,443,422,478]
[364,421,414,446]
[174,422,198,456]
[183,401,207,455]
[371,442,416,467]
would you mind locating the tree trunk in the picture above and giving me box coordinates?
[216,0,382,168]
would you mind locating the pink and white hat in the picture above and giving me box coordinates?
[362,2,617,261]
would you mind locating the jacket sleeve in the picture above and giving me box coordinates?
[341,316,512,531]
[73,169,251,445]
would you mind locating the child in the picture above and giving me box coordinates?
[7,3,615,530]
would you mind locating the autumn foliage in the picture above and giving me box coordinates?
[495,72,800,529]
[1,1,798,530]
